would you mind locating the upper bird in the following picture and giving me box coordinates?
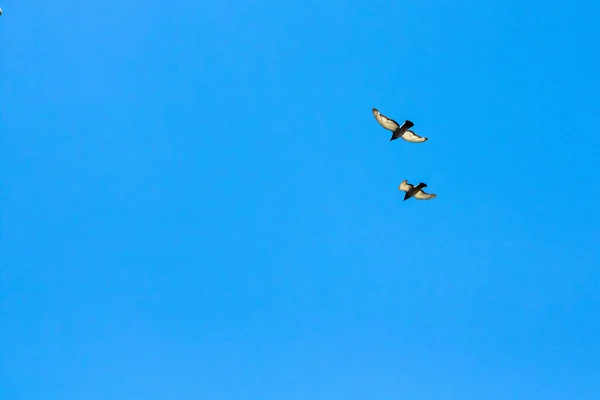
[398,180,437,201]
[372,108,428,142]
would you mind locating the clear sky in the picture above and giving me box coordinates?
[1,1,599,399]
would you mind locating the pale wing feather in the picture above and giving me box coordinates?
[402,130,428,143]
[414,190,437,200]
[398,180,414,192]
[372,109,400,131]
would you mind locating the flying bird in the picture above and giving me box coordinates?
[398,180,437,201]
[372,108,428,142]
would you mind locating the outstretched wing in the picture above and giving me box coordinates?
[414,190,437,200]
[398,180,414,192]
[372,108,400,131]
[402,129,428,143]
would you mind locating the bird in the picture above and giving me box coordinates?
[398,180,437,201]
[0,8,3,16]
[372,108,428,142]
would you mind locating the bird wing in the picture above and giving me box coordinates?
[372,108,400,131]
[414,189,437,200]
[398,180,414,192]
[402,129,428,143]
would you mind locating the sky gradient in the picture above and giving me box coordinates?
[2,1,600,399]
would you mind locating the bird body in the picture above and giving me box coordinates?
[398,180,437,201]
[372,108,428,142]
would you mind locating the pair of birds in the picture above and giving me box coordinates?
[372,108,437,202]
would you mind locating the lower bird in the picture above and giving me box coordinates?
[398,180,437,201]
[372,108,428,142]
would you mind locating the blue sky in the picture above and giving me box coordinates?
[1,0,599,398]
